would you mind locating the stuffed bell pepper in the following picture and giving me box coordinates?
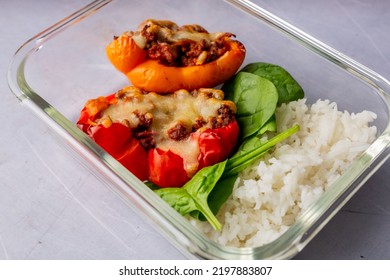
[106,19,246,93]
[77,86,239,188]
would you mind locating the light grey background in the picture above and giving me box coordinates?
[1,0,389,259]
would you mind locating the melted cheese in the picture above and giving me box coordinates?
[169,30,225,43]
[133,19,226,49]
[98,88,235,176]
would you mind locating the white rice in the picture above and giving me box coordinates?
[190,98,377,247]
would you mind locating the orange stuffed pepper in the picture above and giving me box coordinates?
[106,19,246,93]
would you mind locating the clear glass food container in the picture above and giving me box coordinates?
[7,0,390,259]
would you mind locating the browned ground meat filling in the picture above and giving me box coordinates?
[167,123,191,141]
[128,19,236,67]
[211,104,236,129]
[134,130,156,150]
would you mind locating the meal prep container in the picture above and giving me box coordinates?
[8,0,390,259]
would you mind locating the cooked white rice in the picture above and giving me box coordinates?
[190,98,377,247]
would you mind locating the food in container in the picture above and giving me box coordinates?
[8,0,390,259]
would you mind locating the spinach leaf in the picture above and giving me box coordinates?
[155,160,227,230]
[155,188,198,216]
[241,62,304,104]
[144,181,160,190]
[258,114,277,135]
[222,72,278,140]
[207,174,238,215]
[223,124,299,178]
[192,174,238,222]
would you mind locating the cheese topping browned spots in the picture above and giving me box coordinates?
[121,19,238,67]
[93,86,236,176]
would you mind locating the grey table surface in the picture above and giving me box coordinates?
[1,0,389,260]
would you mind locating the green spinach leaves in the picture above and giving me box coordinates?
[155,160,227,230]
[222,62,304,140]
[241,62,304,104]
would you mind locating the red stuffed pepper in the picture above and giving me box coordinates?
[77,86,239,188]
